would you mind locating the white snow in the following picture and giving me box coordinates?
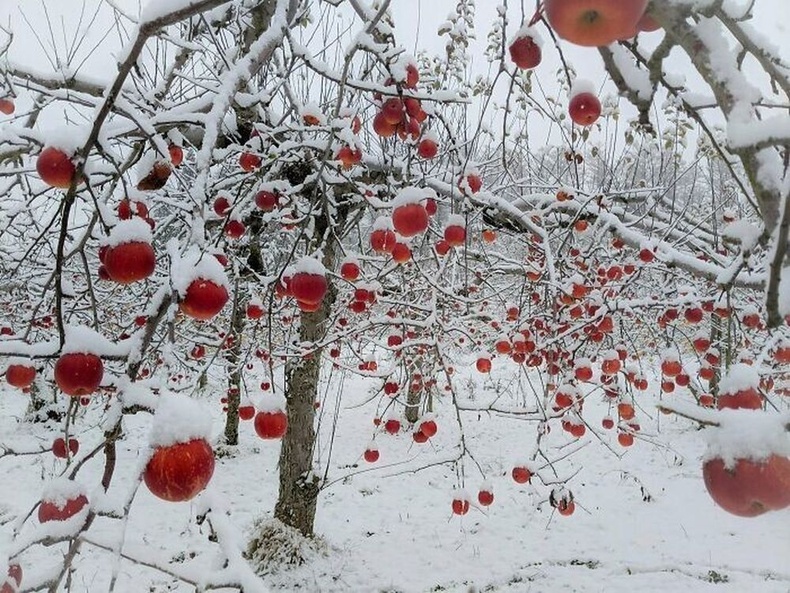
[704,410,790,464]
[172,247,230,297]
[61,325,124,357]
[446,214,466,227]
[510,24,543,48]
[148,392,213,448]
[390,186,427,208]
[40,478,88,508]
[718,363,761,395]
[104,217,153,248]
[255,393,287,413]
[722,219,762,251]
[291,256,327,276]
[372,216,394,231]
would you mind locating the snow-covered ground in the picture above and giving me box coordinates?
[1,365,789,593]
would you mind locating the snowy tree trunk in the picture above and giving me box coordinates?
[223,289,245,445]
[274,325,323,537]
[274,206,340,537]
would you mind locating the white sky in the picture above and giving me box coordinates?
[1,0,787,148]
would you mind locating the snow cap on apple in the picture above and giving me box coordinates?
[40,477,88,510]
[61,324,122,356]
[103,217,153,248]
[718,364,761,397]
[172,247,230,297]
[148,392,212,448]
[300,101,326,125]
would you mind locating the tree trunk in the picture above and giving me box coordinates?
[223,290,245,445]
[273,207,340,537]
[274,324,323,537]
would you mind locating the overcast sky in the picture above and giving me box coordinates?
[1,0,787,146]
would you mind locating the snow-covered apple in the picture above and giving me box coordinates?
[5,363,36,388]
[144,439,215,502]
[54,352,103,396]
[509,32,541,69]
[254,410,288,439]
[103,241,156,284]
[38,493,89,523]
[392,202,429,237]
[36,146,77,189]
[180,279,229,321]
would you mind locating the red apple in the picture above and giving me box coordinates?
[168,143,183,167]
[290,272,328,305]
[478,489,494,506]
[213,195,231,216]
[6,363,36,389]
[0,98,14,115]
[337,146,362,169]
[568,92,602,126]
[254,190,279,212]
[103,241,156,284]
[224,219,246,239]
[340,261,360,281]
[254,410,288,439]
[37,147,77,189]
[391,242,411,264]
[424,197,437,216]
[509,33,542,69]
[396,116,421,141]
[417,138,438,159]
[412,430,429,443]
[136,160,171,191]
[381,98,404,125]
[418,419,438,438]
[363,448,380,463]
[512,466,532,484]
[461,174,482,194]
[144,439,215,502]
[544,0,649,47]
[392,203,429,237]
[2,563,22,593]
[703,455,790,517]
[475,357,492,374]
[717,388,763,411]
[239,151,261,172]
[370,228,397,253]
[238,405,256,420]
[180,279,229,320]
[404,64,420,88]
[246,302,264,319]
[451,497,470,515]
[444,224,466,247]
[384,419,401,435]
[373,111,398,137]
[38,493,89,523]
[54,352,103,396]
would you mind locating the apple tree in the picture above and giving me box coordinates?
[0,0,789,590]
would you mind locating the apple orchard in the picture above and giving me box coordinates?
[1,0,789,591]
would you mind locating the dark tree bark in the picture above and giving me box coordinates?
[273,202,340,537]
[223,287,245,445]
